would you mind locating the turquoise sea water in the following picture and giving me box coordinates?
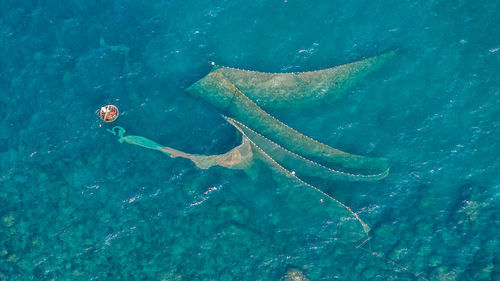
[1,1,499,280]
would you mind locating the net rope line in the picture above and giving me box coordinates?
[330,236,429,281]
[226,117,387,179]
[227,118,428,281]
[211,52,388,74]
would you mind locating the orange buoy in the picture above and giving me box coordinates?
[99,105,119,122]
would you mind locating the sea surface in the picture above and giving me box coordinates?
[0,1,499,280]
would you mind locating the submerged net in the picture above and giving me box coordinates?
[106,51,428,279]
[108,52,395,232]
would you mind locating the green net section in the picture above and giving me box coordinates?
[107,126,253,170]
[210,51,395,109]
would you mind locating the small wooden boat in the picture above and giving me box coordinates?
[99,105,119,122]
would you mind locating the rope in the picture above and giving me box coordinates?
[210,50,394,75]
[329,236,430,280]
[228,118,428,279]
[212,58,362,75]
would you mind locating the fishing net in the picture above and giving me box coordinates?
[106,51,428,279]
[108,52,395,232]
